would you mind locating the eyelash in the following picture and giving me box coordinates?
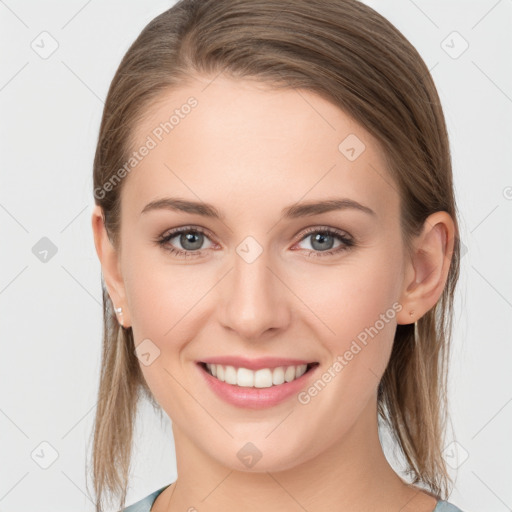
[155,225,355,259]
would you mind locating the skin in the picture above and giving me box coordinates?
[92,75,455,512]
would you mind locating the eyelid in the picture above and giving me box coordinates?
[295,225,352,241]
[157,224,354,258]
[159,224,352,245]
[161,225,209,236]
[159,225,217,243]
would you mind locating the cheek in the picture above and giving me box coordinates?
[122,247,219,403]
[122,249,204,407]
[123,241,204,338]
[295,251,402,372]
[289,257,402,435]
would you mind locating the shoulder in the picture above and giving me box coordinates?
[120,488,465,512]
[121,484,170,512]
[434,500,466,512]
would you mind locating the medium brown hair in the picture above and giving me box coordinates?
[89,0,461,510]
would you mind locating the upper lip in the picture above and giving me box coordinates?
[199,356,317,371]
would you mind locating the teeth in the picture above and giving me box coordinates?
[204,363,309,387]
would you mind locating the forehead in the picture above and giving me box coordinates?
[123,76,398,224]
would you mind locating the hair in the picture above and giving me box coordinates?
[89,0,461,510]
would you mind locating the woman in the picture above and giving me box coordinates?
[90,0,464,510]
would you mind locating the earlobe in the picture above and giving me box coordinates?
[91,205,131,328]
[396,211,456,325]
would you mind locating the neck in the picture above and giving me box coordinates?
[157,396,435,512]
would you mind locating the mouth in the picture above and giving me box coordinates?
[197,361,320,388]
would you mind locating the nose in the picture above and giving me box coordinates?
[218,246,291,341]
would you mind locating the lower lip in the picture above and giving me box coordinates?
[196,362,319,409]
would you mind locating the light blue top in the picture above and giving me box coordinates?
[122,483,465,511]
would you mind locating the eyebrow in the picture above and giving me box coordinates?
[140,197,376,219]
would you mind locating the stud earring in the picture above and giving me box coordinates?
[409,310,414,317]
[114,306,124,327]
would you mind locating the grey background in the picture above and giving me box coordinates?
[1,1,511,511]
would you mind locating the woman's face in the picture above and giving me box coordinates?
[113,75,411,471]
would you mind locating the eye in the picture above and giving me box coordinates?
[156,226,215,258]
[293,226,354,258]
[156,225,355,259]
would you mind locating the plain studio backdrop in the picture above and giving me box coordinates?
[0,1,511,511]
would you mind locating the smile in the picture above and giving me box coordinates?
[201,362,319,388]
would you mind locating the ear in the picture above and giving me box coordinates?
[91,204,131,328]
[396,211,456,325]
